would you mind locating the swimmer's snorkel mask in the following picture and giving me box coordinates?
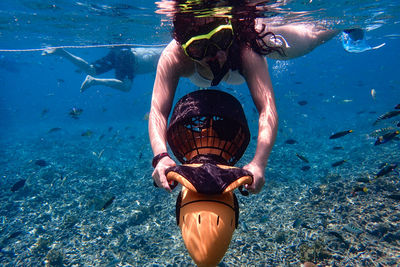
[181,20,234,61]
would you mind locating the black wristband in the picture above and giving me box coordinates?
[152,152,170,168]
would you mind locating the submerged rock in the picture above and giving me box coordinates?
[45,248,64,267]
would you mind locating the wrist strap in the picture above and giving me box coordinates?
[152,152,170,168]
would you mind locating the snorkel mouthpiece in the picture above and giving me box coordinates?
[208,59,230,86]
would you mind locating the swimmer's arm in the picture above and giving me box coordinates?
[241,47,278,193]
[46,48,96,75]
[262,23,339,60]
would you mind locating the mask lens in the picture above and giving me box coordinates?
[186,39,209,60]
[204,43,219,58]
[184,24,233,61]
[210,28,233,50]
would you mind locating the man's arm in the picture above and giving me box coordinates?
[241,46,278,194]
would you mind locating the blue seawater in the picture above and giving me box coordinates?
[0,1,399,266]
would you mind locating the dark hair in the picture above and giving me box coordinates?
[172,1,286,57]
[173,15,230,44]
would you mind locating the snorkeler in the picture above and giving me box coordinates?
[149,1,384,195]
[43,46,164,92]
[149,3,341,194]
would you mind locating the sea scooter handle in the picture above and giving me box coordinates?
[165,163,253,195]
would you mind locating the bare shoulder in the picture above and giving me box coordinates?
[159,41,194,77]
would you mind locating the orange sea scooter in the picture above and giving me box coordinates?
[164,89,253,267]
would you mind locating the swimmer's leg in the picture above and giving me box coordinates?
[80,75,132,92]
[44,49,96,75]
[80,75,95,92]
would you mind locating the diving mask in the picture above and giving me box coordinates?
[182,21,234,61]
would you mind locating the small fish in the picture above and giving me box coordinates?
[301,222,312,230]
[343,223,363,235]
[369,127,395,138]
[285,139,297,144]
[332,160,347,167]
[301,166,311,171]
[298,100,308,106]
[7,231,23,240]
[11,179,26,192]
[92,149,104,159]
[370,89,376,100]
[69,107,83,119]
[352,186,368,195]
[356,177,370,183]
[35,159,48,167]
[329,130,353,139]
[40,108,49,118]
[81,130,93,137]
[292,218,303,228]
[143,112,149,121]
[48,127,62,133]
[241,221,249,232]
[102,196,116,211]
[327,231,349,247]
[395,104,400,109]
[296,153,309,163]
[386,194,400,200]
[374,130,399,145]
[332,146,344,150]
[373,110,400,125]
[375,163,397,177]
[378,162,389,169]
